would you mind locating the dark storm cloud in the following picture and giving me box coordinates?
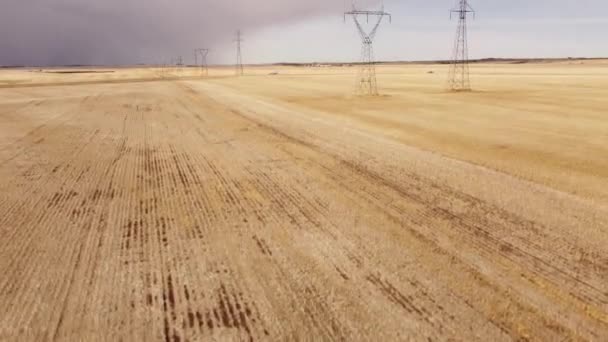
[0,0,380,66]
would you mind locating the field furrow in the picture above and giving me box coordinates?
[1,65,607,341]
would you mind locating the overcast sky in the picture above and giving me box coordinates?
[1,0,607,66]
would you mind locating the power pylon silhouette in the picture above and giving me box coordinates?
[345,4,391,96]
[195,48,209,76]
[235,30,244,76]
[448,0,475,91]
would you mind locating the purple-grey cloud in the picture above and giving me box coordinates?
[0,0,382,66]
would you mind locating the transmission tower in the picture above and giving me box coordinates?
[448,0,475,91]
[235,30,244,76]
[176,55,184,74]
[344,4,391,96]
[195,48,210,76]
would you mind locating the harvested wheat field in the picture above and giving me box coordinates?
[1,61,607,341]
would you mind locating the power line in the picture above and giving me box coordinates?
[345,3,391,96]
[448,0,475,91]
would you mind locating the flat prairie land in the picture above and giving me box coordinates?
[0,62,607,341]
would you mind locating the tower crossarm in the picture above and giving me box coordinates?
[345,10,391,18]
[450,0,475,19]
[344,9,391,42]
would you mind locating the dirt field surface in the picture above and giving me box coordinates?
[1,62,607,341]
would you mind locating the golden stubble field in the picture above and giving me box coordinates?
[0,61,607,341]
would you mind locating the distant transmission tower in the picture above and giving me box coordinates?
[448,0,475,91]
[235,30,244,76]
[345,4,391,96]
[176,56,184,74]
[195,48,210,76]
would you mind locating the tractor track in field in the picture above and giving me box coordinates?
[0,79,607,341]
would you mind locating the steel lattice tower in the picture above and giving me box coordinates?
[448,0,475,91]
[195,48,209,76]
[345,4,391,96]
[235,30,244,76]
